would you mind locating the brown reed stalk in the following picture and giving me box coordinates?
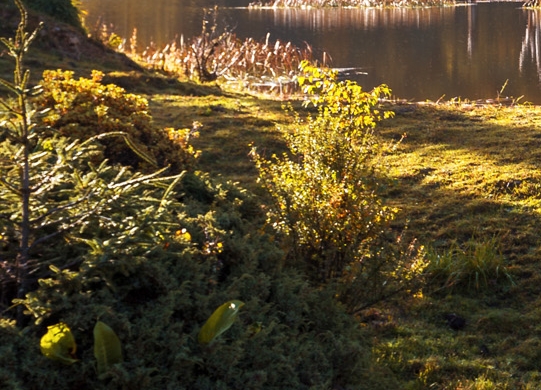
[94,7,326,96]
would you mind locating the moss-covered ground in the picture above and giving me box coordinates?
[3,7,541,388]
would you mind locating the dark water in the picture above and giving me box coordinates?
[81,1,541,103]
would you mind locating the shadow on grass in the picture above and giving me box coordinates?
[381,103,541,170]
[148,91,291,188]
[102,71,225,96]
[372,104,541,385]
[378,102,541,297]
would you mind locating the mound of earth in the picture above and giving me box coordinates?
[0,2,141,84]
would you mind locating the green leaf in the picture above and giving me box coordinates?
[198,300,245,345]
[40,322,78,365]
[94,321,123,378]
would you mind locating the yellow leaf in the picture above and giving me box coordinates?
[40,322,78,365]
[198,300,244,345]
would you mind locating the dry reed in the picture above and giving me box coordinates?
[249,0,457,7]
[91,6,331,97]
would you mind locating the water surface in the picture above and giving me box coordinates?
[81,1,541,103]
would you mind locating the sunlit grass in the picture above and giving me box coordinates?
[148,93,290,188]
[361,103,541,388]
[425,236,514,292]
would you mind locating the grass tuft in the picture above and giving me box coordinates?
[426,236,514,292]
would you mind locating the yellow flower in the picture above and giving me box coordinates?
[175,228,191,242]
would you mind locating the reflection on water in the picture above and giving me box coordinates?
[254,7,456,31]
[81,0,244,47]
[467,6,474,57]
[82,1,541,103]
[520,10,541,82]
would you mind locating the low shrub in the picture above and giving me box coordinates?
[33,69,199,173]
[2,167,380,388]
[252,61,427,313]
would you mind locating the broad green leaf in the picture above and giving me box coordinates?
[93,321,123,377]
[40,322,78,365]
[198,300,245,345]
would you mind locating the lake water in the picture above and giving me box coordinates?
[81,1,541,103]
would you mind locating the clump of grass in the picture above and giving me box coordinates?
[426,236,514,292]
[446,374,505,390]
[140,31,317,92]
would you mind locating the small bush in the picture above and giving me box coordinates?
[252,61,427,313]
[34,69,200,172]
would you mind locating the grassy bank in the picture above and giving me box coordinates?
[146,82,541,387]
[141,80,541,387]
[373,103,541,389]
[3,5,541,388]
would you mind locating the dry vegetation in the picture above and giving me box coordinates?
[248,0,457,8]
[96,7,326,99]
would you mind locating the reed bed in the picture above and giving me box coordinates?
[249,0,457,7]
[137,32,323,95]
[98,8,327,98]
